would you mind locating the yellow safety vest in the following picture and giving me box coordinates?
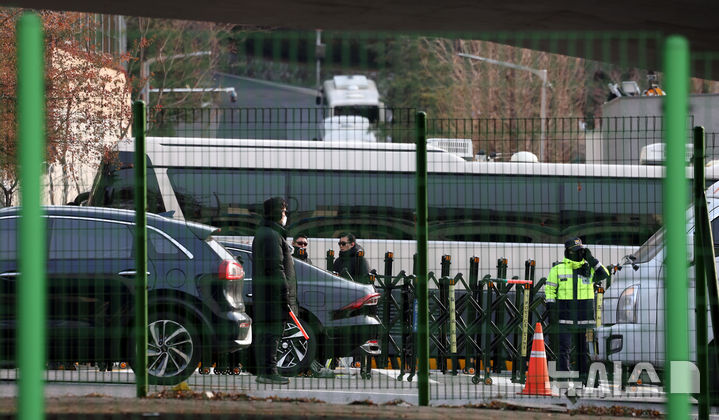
[545,258,597,302]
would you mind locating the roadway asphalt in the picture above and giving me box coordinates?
[212,73,323,140]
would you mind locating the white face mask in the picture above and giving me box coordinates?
[280,214,287,226]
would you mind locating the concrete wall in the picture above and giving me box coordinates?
[595,94,719,164]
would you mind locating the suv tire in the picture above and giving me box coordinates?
[276,320,317,376]
[142,312,201,385]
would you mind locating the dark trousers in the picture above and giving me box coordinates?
[253,321,284,376]
[558,326,589,376]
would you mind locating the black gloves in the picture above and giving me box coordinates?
[583,248,600,267]
[584,248,610,281]
[578,263,592,278]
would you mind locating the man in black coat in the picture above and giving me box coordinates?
[333,232,371,284]
[291,233,313,265]
[252,197,297,384]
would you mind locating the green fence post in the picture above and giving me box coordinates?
[133,100,148,397]
[416,111,429,406]
[664,35,690,420]
[693,126,709,419]
[17,12,45,420]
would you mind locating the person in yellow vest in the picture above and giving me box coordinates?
[545,237,610,380]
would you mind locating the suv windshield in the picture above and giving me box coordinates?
[632,203,700,264]
[631,227,664,264]
[334,105,379,124]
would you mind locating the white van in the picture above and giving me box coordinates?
[591,181,719,372]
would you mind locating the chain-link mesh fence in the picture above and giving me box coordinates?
[5,27,719,414]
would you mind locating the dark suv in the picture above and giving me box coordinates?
[0,206,250,385]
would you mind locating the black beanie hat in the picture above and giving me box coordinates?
[263,197,286,222]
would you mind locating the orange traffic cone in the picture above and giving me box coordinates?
[520,322,553,396]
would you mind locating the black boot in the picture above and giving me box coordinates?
[256,373,289,384]
[256,333,289,385]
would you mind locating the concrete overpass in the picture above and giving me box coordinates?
[2,0,719,79]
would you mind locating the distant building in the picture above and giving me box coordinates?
[586,94,719,164]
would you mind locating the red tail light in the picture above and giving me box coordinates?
[219,260,244,280]
[339,293,380,311]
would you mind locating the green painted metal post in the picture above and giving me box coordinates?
[133,100,148,397]
[693,126,709,419]
[17,13,45,420]
[415,111,429,406]
[664,35,690,420]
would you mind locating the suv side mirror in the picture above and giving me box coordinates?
[68,191,90,206]
[76,191,89,205]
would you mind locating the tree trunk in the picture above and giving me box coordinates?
[47,164,56,205]
[62,164,69,205]
[71,154,83,201]
[1,185,13,207]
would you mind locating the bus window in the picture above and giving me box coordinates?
[166,168,286,234]
[87,153,165,214]
[289,170,414,239]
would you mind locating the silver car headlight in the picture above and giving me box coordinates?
[616,285,639,324]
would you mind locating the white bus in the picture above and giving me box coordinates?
[87,137,719,278]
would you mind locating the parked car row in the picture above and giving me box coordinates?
[0,205,381,384]
[0,206,250,385]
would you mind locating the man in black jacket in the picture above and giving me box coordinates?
[333,232,371,284]
[252,197,297,385]
[291,233,312,264]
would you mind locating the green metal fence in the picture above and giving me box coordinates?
[8,20,719,419]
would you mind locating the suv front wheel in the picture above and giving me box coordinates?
[144,313,201,385]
